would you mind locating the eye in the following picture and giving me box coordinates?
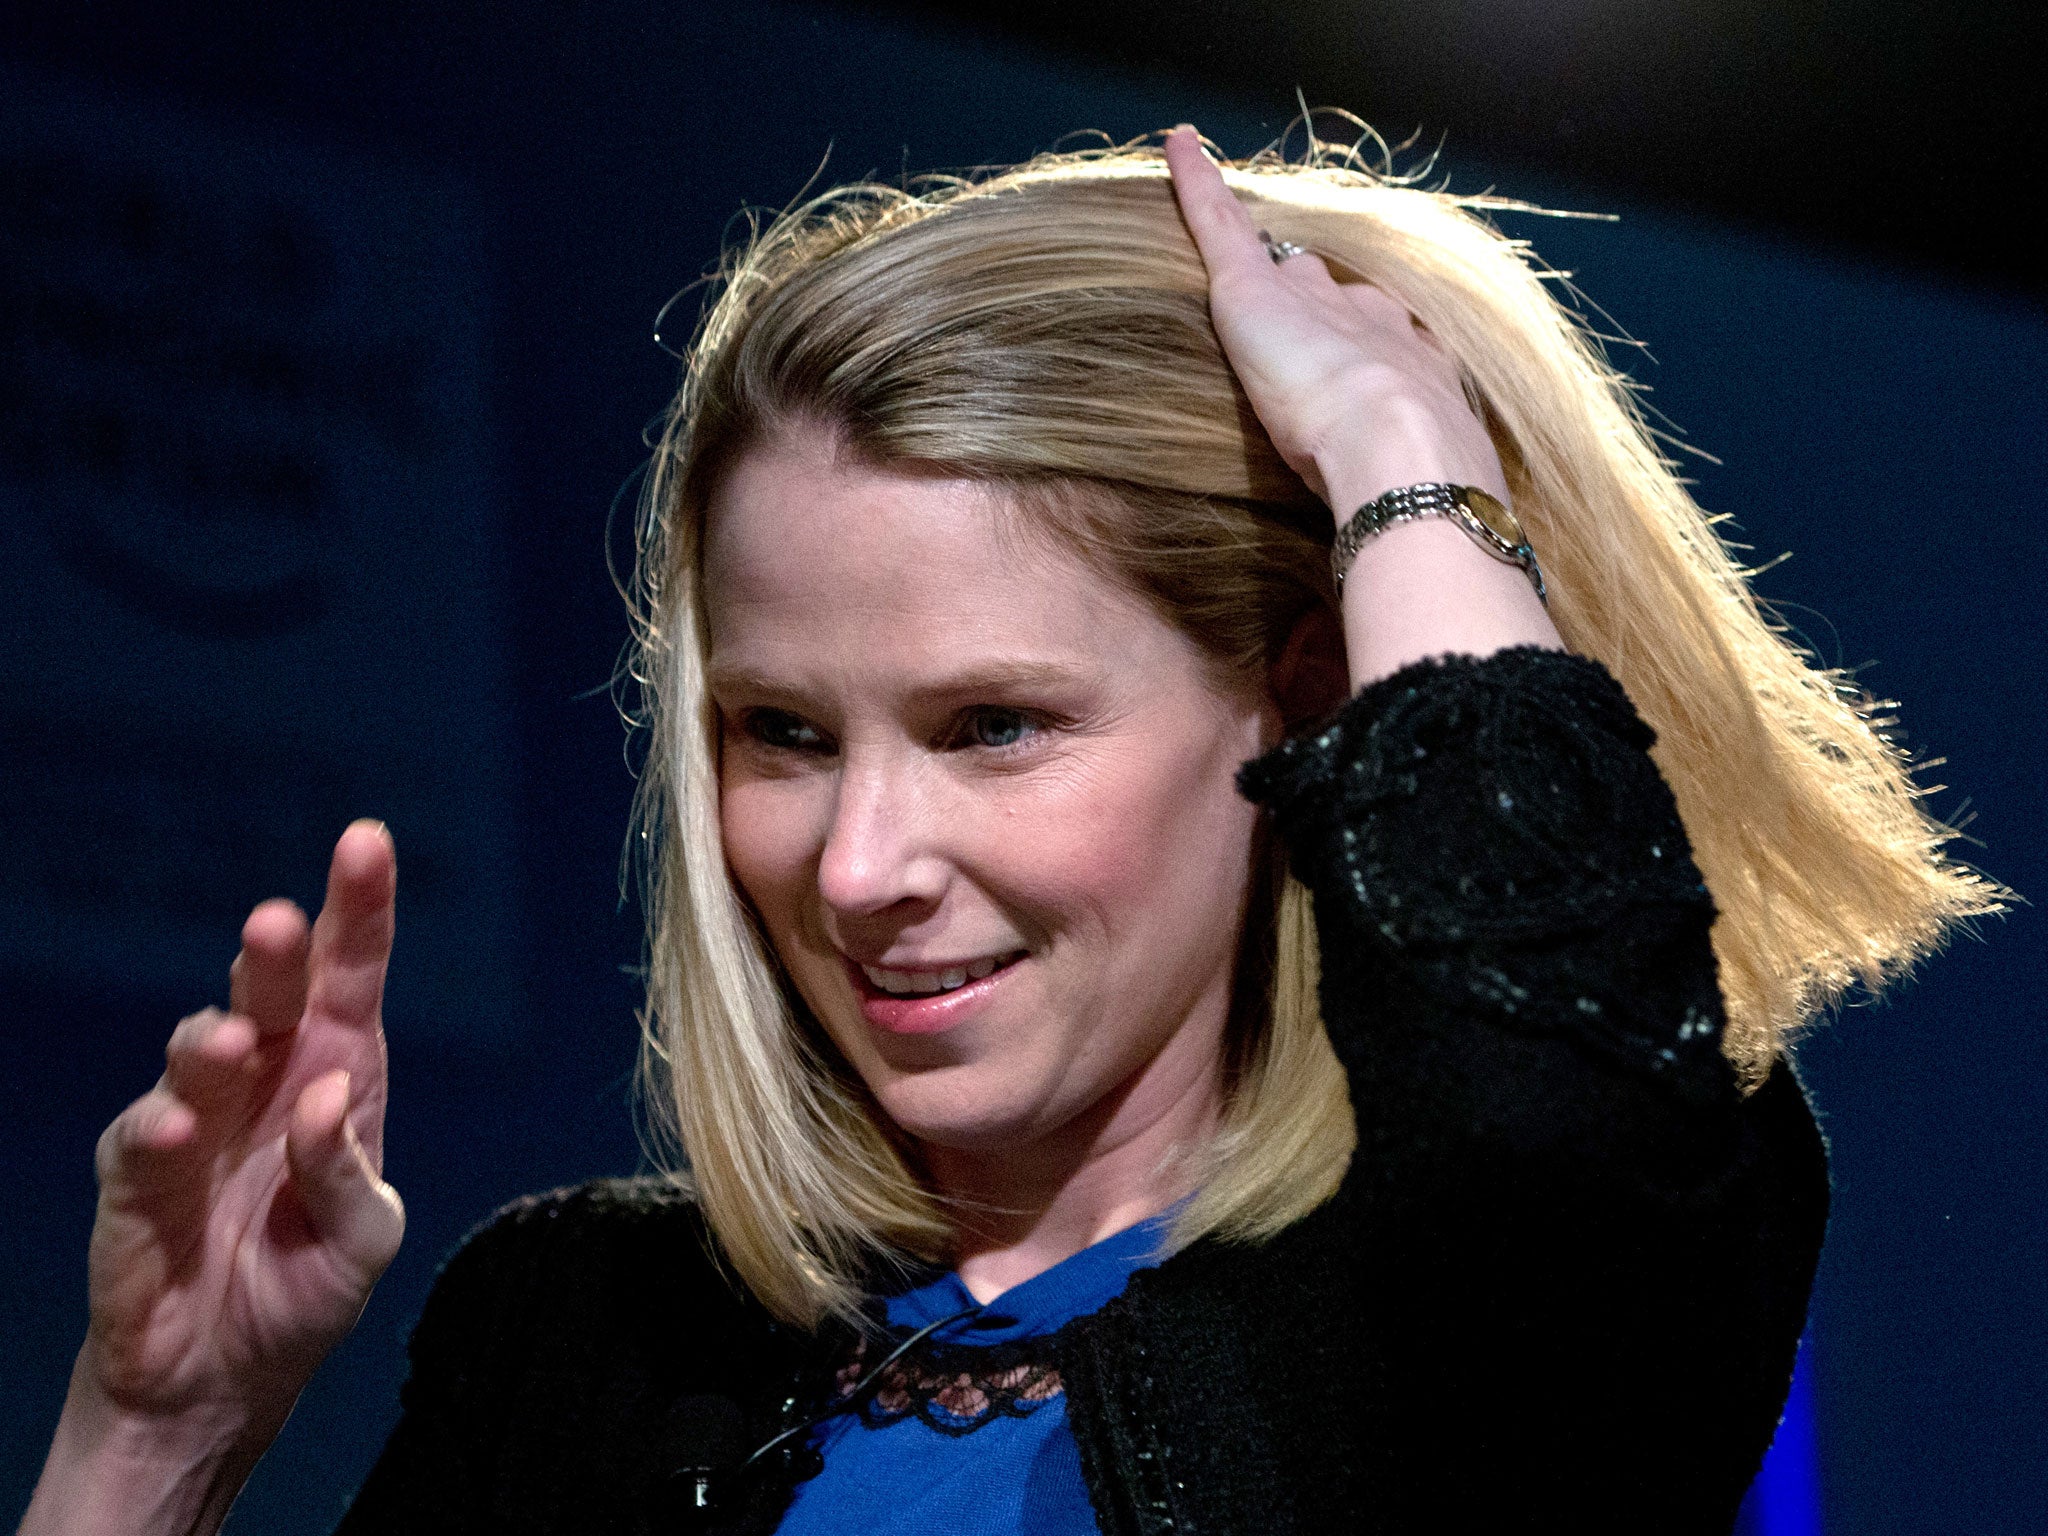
[955,706,1041,751]
[738,707,829,753]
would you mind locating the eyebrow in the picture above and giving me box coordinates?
[706,657,1100,702]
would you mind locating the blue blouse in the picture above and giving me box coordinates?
[774,1214,1173,1535]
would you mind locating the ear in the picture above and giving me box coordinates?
[1268,605,1348,735]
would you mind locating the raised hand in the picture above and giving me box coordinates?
[1163,125,1559,685]
[1161,125,1511,521]
[24,822,405,1536]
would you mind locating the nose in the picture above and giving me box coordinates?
[815,754,948,919]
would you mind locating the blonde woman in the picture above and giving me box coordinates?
[23,126,1997,1535]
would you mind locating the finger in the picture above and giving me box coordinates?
[162,1007,262,1115]
[305,820,397,1028]
[1163,126,1271,286]
[94,1088,201,1191]
[1272,248,1343,295]
[1345,280,1421,327]
[284,1070,406,1275]
[230,899,311,1037]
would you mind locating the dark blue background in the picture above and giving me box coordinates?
[3,5,2041,1532]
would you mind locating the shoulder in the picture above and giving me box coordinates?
[348,1189,808,1528]
[451,1174,709,1257]
[435,1175,712,1293]
[410,1176,764,1379]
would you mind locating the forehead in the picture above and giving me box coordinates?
[702,429,1179,679]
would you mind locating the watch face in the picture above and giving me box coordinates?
[1460,487,1525,546]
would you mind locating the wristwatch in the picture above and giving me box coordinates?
[1330,482,1547,604]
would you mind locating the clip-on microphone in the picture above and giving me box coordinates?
[656,1300,989,1529]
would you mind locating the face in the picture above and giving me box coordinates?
[704,425,1278,1165]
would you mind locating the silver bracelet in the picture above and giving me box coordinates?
[1330,482,1547,604]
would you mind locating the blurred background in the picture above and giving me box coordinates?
[2,3,2041,1531]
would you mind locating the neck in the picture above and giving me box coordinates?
[921,1034,1225,1305]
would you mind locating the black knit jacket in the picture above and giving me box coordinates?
[334,648,1830,1535]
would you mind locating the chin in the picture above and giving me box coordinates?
[868,1068,1062,1157]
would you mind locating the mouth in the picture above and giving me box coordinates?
[845,949,1029,1035]
[856,950,1029,996]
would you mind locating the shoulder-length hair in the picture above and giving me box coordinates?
[623,134,2002,1328]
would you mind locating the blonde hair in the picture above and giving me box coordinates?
[625,134,2003,1328]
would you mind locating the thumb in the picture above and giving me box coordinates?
[285,1070,406,1279]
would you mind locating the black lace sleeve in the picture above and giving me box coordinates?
[1238,643,1733,1108]
[1212,646,1828,1526]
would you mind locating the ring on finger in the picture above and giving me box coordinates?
[1259,230,1308,264]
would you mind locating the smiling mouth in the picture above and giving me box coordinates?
[856,950,1029,997]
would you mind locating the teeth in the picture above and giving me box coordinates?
[860,951,1021,997]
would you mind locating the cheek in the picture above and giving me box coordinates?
[1012,742,1259,949]
[719,778,819,934]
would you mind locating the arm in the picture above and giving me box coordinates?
[1162,126,1561,686]
[1238,647,1825,1522]
[1166,131,1826,1521]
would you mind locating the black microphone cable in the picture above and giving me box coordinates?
[659,1300,991,1528]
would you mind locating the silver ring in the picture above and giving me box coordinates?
[1260,231,1308,264]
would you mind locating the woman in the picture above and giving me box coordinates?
[21,126,1998,1534]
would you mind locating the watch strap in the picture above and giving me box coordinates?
[1330,482,1547,604]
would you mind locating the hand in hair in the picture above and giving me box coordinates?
[21,822,405,1536]
[1164,125,1559,686]
[1163,125,1512,518]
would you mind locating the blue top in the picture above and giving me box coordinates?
[774,1213,1173,1535]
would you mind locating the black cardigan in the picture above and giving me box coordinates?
[334,648,1830,1535]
